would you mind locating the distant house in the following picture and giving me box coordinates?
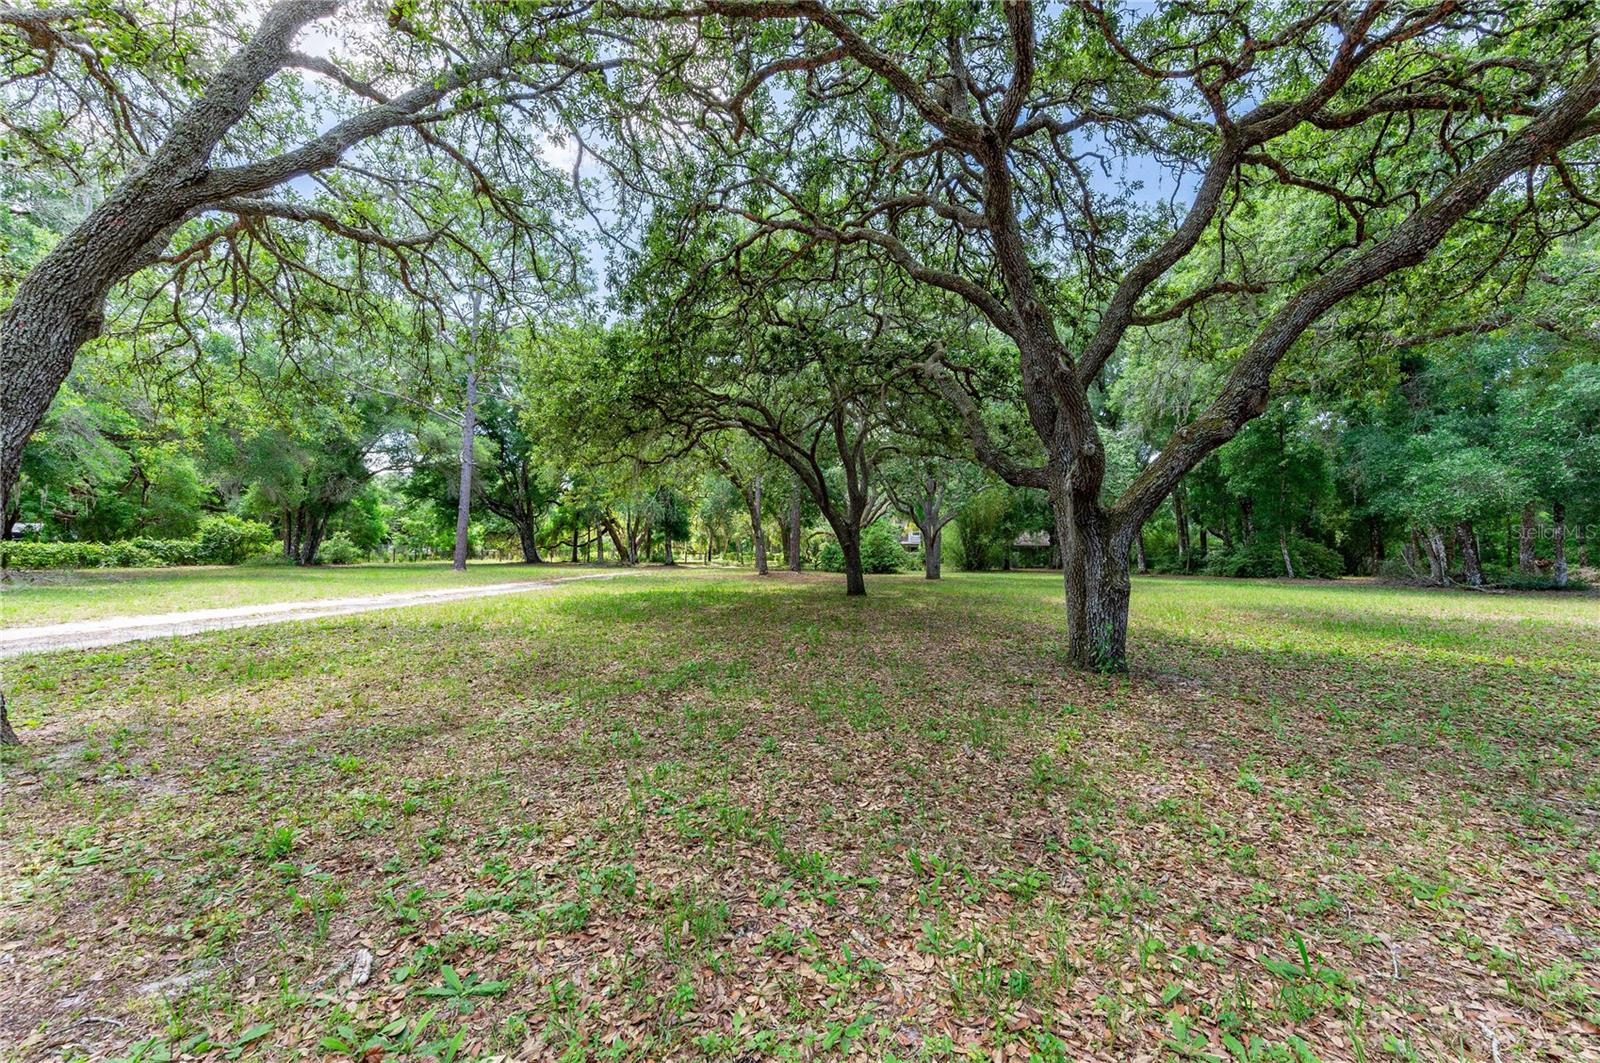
[899,528,922,549]
[8,522,42,538]
[1013,528,1054,568]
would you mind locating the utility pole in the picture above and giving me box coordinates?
[453,290,482,572]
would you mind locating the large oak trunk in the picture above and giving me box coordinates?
[837,529,865,596]
[923,525,942,580]
[515,519,541,564]
[1057,489,1132,672]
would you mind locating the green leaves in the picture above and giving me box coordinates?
[416,965,510,1012]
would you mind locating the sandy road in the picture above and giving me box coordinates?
[0,573,621,658]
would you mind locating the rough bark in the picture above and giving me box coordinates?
[1519,502,1538,573]
[1055,484,1133,671]
[923,526,942,580]
[514,519,541,563]
[0,692,18,746]
[1422,526,1448,585]
[837,528,865,596]
[786,493,803,571]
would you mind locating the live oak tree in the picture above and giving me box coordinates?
[613,220,925,595]
[0,0,606,519]
[614,1,1600,670]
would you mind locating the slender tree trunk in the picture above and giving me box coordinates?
[1552,500,1567,588]
[1402,535,1421,578]
[1173,487,1192,573]
[1519,502,1538,573]
[1456,521,1483,586]
[1422,526,1448,585]
[1576,520,1587,568]
[453,350,478,572]
[1240,497,1255,539]
[1135,529,1148,574]
[1279,527,1296,578]
[571,526,579,563]
[786,493,803,571]
[595,525,604,563]
[749,476,769,575]
[664,535,674,566]
[1369,519,1385,573]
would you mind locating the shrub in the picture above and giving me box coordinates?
[860,519,911,573]
[318,534,363,565]
[0,515,276,571]
[814,521,911,574]
[1203,536,1345,579]
[1,540,160,569]
[196,515,275,564]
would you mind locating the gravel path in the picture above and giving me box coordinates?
[0,573,620,658]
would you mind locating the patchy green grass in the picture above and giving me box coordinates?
[2,571,1597,1062]
[2,561,616,625]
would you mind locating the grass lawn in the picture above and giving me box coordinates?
[1,561,616,626]
[2,571,1597,1062]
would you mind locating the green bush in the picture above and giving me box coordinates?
[0,514,276,570]
[318,533,363,565]
[1202,536,1345,579]
[860,519,911,573]
[2,540,159,569]
[196,514,275,564]
[814,520,911,574]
